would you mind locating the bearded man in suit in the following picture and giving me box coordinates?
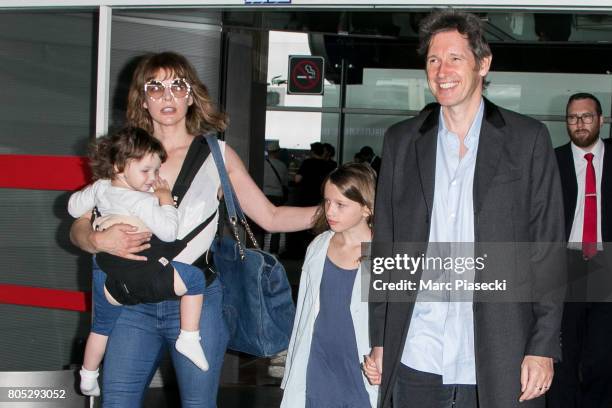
[547,93,612,408]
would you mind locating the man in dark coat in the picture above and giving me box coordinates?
[366,9,565,408]
[547,93,612,408]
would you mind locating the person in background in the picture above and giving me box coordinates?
[287,142,337,258]
[357,146,381,175]
[295,142,336,206]
[263,140,289,254]
[323,142,338,169]
[547,92,612,408]
[258,139,293,379]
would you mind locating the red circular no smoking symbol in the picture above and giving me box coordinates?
[291,60,321,91]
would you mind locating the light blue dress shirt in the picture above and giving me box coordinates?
[400,99,485,385]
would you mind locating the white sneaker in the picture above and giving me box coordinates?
[268,350,287,378]
[79,367,100,397]
[267,365,285,379]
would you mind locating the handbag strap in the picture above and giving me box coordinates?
[205,134,241,220]
[204,134,260,258]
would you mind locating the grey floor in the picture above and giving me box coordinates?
[142,355,284,408]
[86,354,284,408]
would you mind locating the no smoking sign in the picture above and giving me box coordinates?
[287,55,325,95]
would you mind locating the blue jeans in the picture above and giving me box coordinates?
[93,262,229,408]
[91,260,206,336]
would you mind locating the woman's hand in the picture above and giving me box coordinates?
[70,216,151,260]
[92,223,152,260]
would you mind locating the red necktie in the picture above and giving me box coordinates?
[582,153,597,259]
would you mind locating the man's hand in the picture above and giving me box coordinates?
[519,355,553,402]
[362,346,383,385]
[92,223,151,261]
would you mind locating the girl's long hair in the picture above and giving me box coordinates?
[312,162,377,234]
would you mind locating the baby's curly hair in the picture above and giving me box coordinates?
[89,127,167,181]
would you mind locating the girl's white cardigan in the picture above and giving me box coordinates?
[280,230,379,407]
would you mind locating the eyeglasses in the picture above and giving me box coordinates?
[566,113,597,125]
[144,78,191,100]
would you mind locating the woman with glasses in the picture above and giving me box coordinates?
[70,52,316,407]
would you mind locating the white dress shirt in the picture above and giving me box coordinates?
[400,100,484,385]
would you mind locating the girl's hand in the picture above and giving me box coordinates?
[152,177,174,206]
[362,352,382,385]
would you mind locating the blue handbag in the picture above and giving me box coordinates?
[205,135,296,357]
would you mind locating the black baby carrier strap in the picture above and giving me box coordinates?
[172,135,210,208]
[121,134,215,262]
[171,135,220,282]
[156,134,215,260]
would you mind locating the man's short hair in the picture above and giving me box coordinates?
[358,146,374,158]
[310,142,325,156]
[566,92,603,116]
[418,9,492,69]
[323,143,336,157]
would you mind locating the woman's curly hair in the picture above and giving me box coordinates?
[126,52,228,135]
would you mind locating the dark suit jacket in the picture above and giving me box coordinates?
[555,139,612,302]
[371,99,565,408]
[555,139,612,242]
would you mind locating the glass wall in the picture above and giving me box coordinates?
[486,71,611,146]
[267,33,611,164]
[342,114,407,163]
[266,30,340,156]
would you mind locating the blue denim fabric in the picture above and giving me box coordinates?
[213,236,295,357]
[173,261,205,296]
[92,261,122,336]
[93,261,229,408]
[91,260,205,335]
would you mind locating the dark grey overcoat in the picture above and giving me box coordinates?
[370,99,566,408]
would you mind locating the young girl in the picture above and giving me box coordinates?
[68,127,209,396]
[281,163,379,407]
